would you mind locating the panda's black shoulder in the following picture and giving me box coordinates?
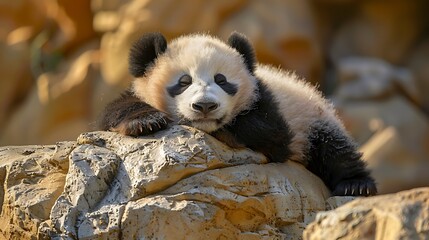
[221,79,294,163]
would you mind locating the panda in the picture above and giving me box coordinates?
[100,32,377,196]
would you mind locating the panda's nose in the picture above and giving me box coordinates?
[192,102,218,114]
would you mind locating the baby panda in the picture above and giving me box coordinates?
[100,32,377,196]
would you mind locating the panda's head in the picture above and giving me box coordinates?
[130,32,258,133]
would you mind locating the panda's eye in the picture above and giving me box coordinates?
[178,74,192,86]
[214,73,227,85]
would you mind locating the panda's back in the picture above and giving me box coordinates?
[254,64,343,162]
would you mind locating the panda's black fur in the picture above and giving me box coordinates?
[100,32,377,196]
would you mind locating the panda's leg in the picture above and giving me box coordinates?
[306,121,377,196]
[100,90,171,136]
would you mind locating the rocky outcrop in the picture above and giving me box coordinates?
[0,127,338,239]
[304,187,429,240]
[1,1,429,197]
[0,141,74,239]
[332,57,429,194]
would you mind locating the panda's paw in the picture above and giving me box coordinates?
[332,177,377,196]
[113,112,171,136]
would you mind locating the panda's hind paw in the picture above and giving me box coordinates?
[113,112,171,136]
[332,177,377,197]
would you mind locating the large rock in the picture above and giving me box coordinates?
[330,0,424,65]
[0,0,47,38]
[219,0,322,83]
[337,96,429,194]
[304,187,429,240]
[360,127,429,194]
[0,126,344,239]
[408,39,429,113]
[0,41,32,129]
[0,141,74,239]
[334,57,419,104]
[331,56,429,195]
[0,42,103,146]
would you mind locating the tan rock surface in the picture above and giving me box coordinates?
[0,127,340,239]
[304,187,429,240]
[0,0,47,38]
[0,42,102,145]
[338,96,429,194]
[0,141,74,240]
[409,39,429,113]
[361,127,429,194]
[0,41,33,129]
[335,57,419,103]
[330,0,423,64]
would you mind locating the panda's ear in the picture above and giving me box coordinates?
[129,33,167,78]
[227,32,256,74]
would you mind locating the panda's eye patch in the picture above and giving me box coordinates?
[214,73,227,85]
[214,73,237,96]
[179,74,192,86]
[167,74,192,97]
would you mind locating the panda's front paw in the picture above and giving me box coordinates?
[332,177,377,196]
[113,112,171,136]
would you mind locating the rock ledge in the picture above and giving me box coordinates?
[1,126,335,239]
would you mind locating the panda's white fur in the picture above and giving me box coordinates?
[254,65,345,162]
[101,32,377,196]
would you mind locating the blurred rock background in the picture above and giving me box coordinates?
[0,0,428,194]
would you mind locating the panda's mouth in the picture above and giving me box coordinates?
[193,117,224,124]
[178,116,226,132]
[178,114,225,124]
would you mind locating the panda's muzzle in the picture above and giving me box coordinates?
[192,102,219,114]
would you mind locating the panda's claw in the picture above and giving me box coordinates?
[116,112,171,136]
[332,177,377,197]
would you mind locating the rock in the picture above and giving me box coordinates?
[338,95,429,148]
[0,141,74,239]
[91,0,132,12]
[303,187,429,240]
[337,96,429,194]
[408,39,429,113]
[335,57,419,103]
[219,0,322,83]
[49,127,331,239]
[93,11,121,33]
[0,42,102,145]
[0,127,345,239]
[51,0,96,52]
[0,41,33,130]
[360,127,429,194]
[0,0,47,38]
[330,0,424,64]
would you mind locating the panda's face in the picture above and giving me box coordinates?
[167,71,240,133]
[133,35,258,133]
